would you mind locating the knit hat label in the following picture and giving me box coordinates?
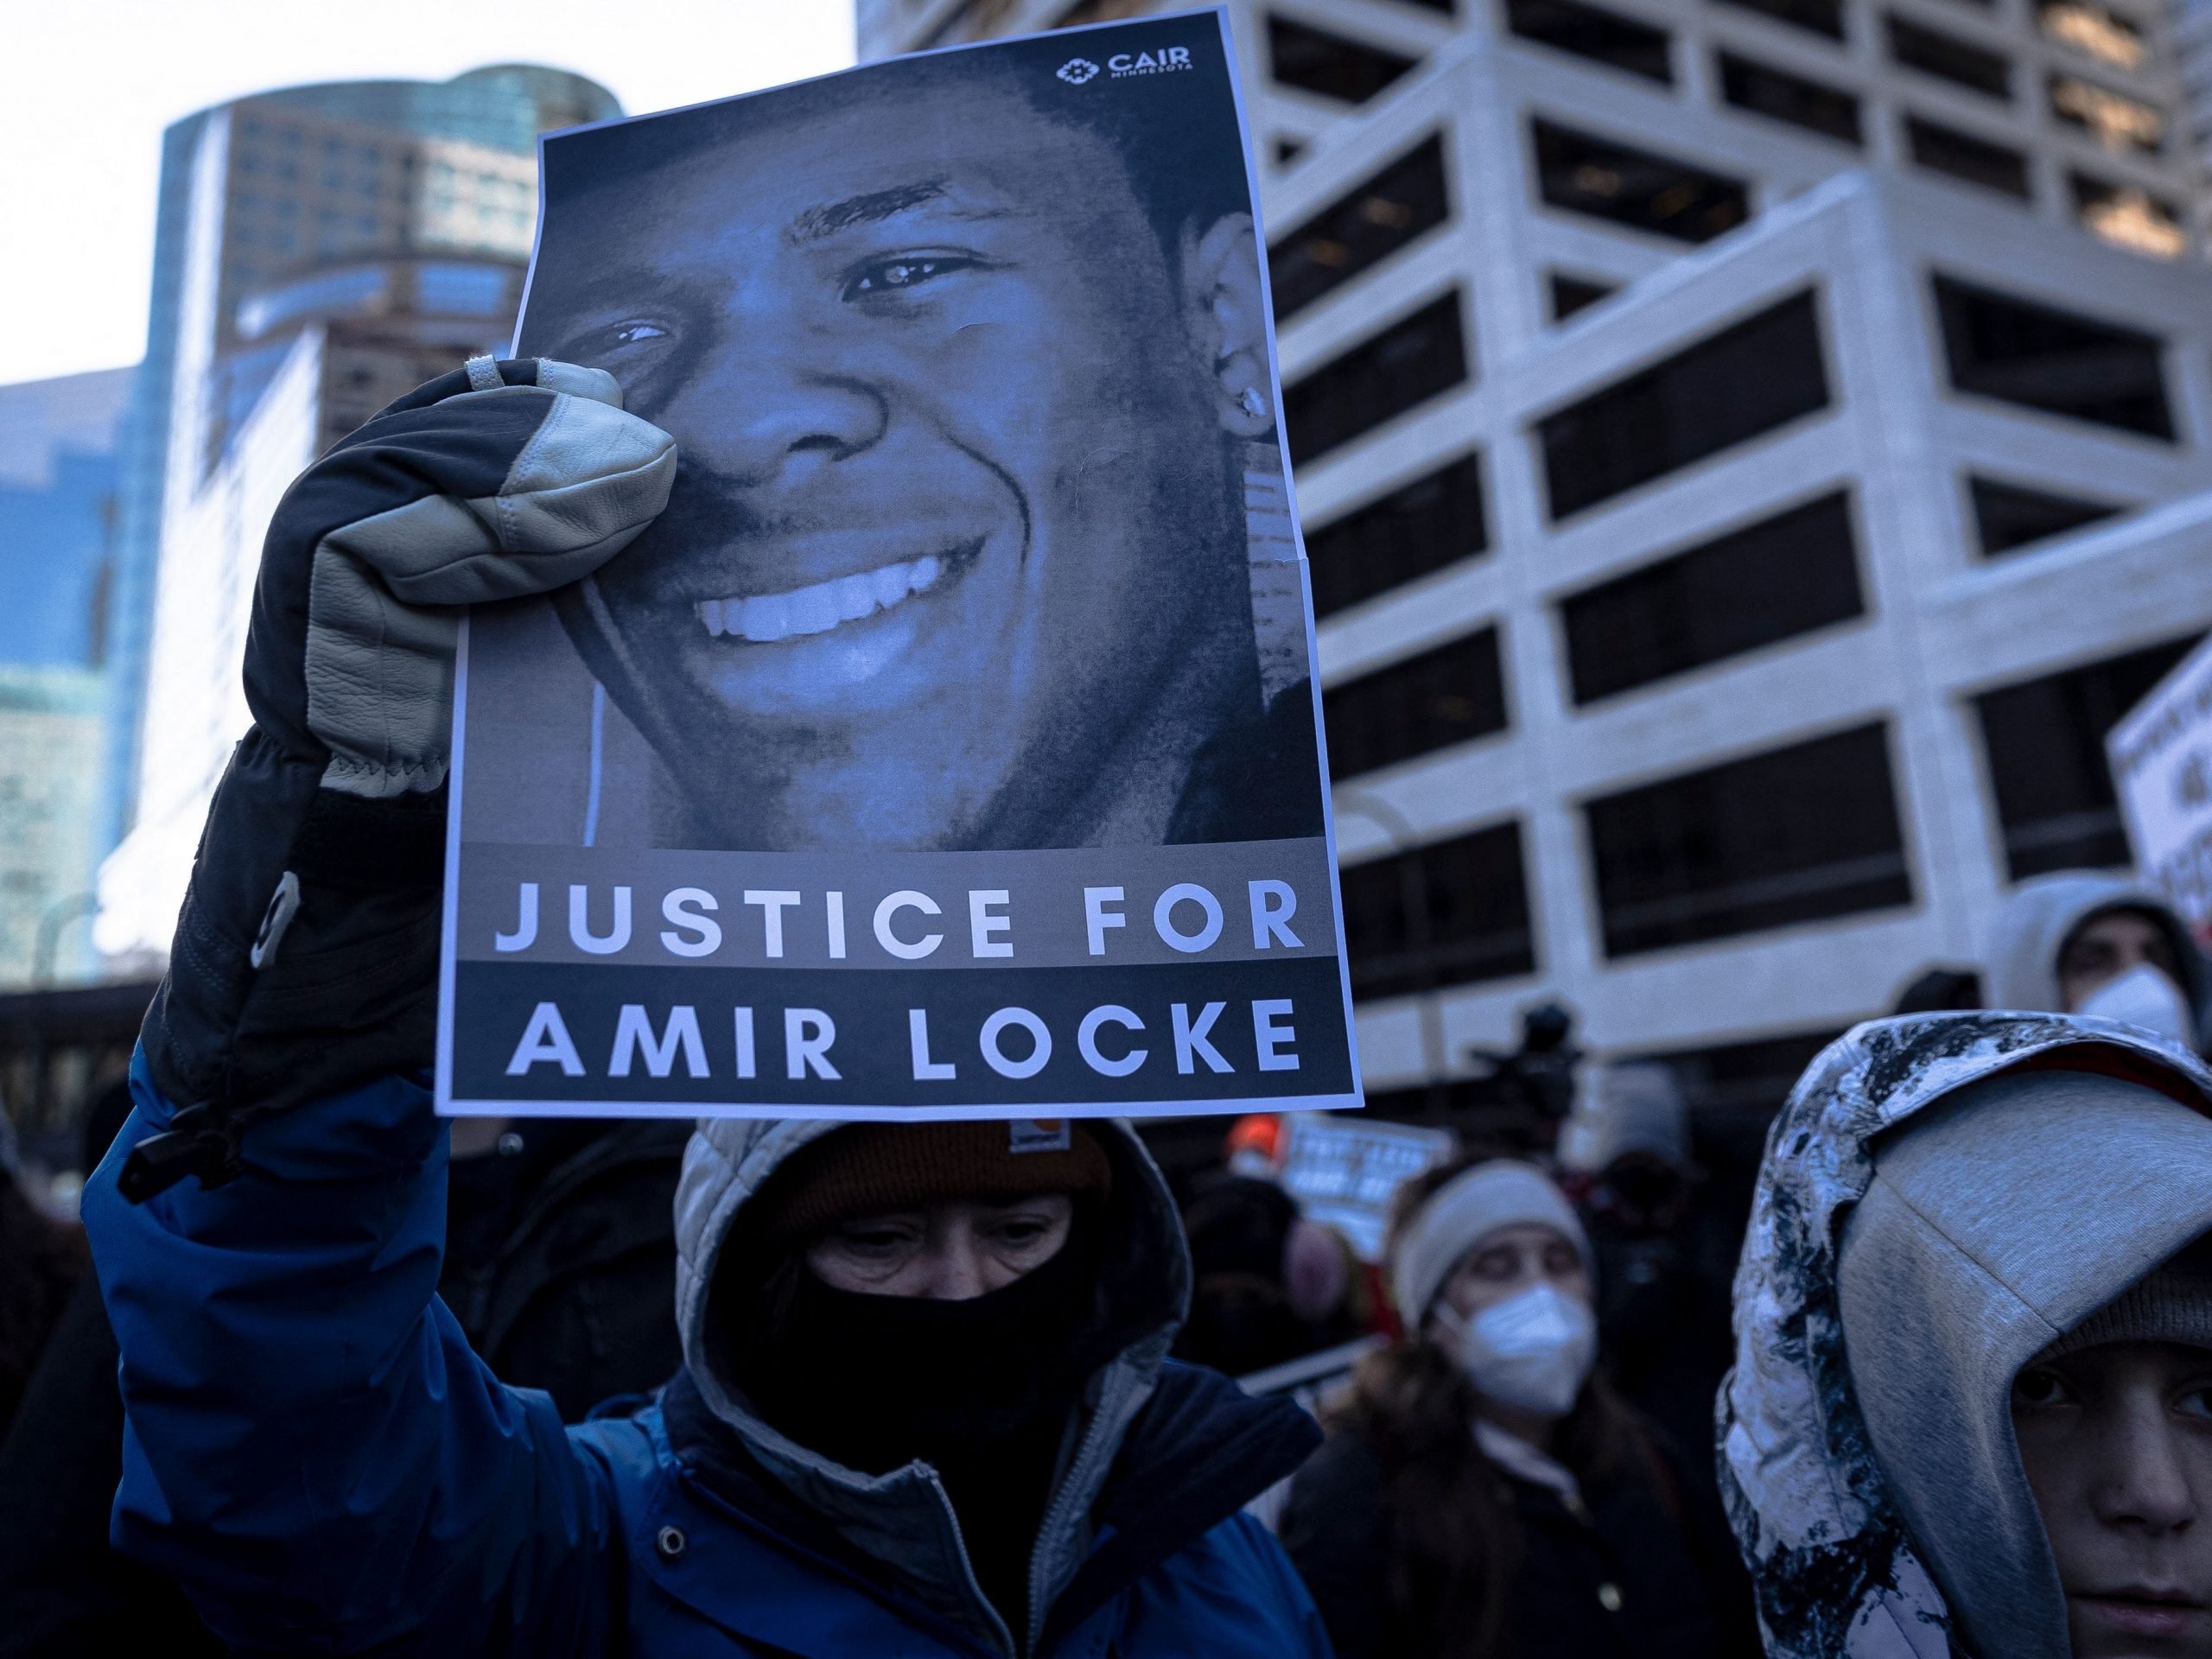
[1009,1119,1072,1154]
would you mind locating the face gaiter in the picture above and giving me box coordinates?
[735,1220,1109,1641]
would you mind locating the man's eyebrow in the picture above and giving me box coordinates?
[786,179,1005,244]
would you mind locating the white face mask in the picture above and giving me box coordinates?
[1439,1282,1598,1418]
[2078,963,2197,1051]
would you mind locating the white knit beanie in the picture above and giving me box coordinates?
[1390,1159,1592,1327]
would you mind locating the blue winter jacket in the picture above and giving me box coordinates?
[82,1058,1333,1657]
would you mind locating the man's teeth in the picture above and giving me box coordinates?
[697,553,944,644]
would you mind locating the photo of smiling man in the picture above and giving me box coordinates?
[480,14,1319,855]
[442,12,1357,1121]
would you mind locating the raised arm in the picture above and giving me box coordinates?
[80,358,675,1654]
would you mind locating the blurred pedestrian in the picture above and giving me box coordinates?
[0,1108,84,1444]
[1985,870,2205,1049]
[1559,1063,1736,1484]
[1888,965,1981,1015]
[1722,1012,2212,1657]
[1279,1155,1757,1659]
[1175,1173,1367,1377]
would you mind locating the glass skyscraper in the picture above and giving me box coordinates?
[96,65,620,966]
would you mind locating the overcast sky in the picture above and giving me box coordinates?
[1,0,855,387]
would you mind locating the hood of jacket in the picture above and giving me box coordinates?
[1984,870,2205,1017]
[1719,1011,2212,1659]
[670,1116,1193,1656]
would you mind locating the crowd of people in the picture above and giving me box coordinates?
[1,357,2209,1656]
[0,833,2203,1656]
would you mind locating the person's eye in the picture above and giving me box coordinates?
[1472,1248,1519,1281]
[1543,1243,1580,1274]
[2176,1382,2212,1421]
[560,318,672,360]
[841,252,982,301]
[2013,1367,2080,1409]
[990,1216,1052,1249]
[832,1224,916,1259]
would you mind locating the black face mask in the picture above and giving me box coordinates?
[738,1220,1107,1479]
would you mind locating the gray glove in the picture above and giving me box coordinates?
[123,355,675,1200]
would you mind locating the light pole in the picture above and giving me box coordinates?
[33,890,99,988]
[25,889,100,1135]
[1332,787,1446,1095]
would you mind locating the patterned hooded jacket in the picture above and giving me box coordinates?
[1719,1011,2212,1658]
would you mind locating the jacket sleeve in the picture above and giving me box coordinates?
[81,1051,624,1657]
[1276,1432,1389,1659]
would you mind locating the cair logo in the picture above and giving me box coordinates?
[1107,45,1194,75]
[1057,45,1194,83]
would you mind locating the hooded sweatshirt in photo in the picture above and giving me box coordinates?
[1720,1011,2212,1659]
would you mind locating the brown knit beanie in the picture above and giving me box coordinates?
[2035,1269,2212,1363]
[751,1121,1115,1249]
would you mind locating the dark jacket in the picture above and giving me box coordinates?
[80,1062,1331,1657]
[1278,1414,1752,1659]
[0,1171,86,1441]
[0,1116,687,1658]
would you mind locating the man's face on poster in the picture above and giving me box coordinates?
[530,76,1268,850]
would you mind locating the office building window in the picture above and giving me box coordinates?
[1886,15,2013,99]
[1718,52,1863,143]
[1975,633,2202,877]
[1967,474,2123,556]
[1055,0,1159,25]
[1532,121,1751,243]
[1340,822,1536,1000]
[1904,116,2032,197]
[1932,275,2174,439]
[1286,291,1469,466]
[2071,175,2187,259]
[2050,73,2164,153]
[1506,0,1674,81]
[1268,16,1420,103]
[1325,627,1509,779]
[2038,0,2145,71]
[1551,273,1618,319]
[1715,0,1845,40]
[1561,491,1863,704]
[1271,137,1451,322]
[919,0,1020,47]
[1539,289,1828,519]
[1309,453,1488,617]
[1586,723,1913,957]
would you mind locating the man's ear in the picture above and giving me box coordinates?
[1181,213,1275,440]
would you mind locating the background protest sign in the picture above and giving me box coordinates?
[2109,632,2212,943]
[435,10,1362,1121]
[1274,1113,1456,1262]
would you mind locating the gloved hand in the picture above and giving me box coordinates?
[121,356,675,1201]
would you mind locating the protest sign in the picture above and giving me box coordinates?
[2108,632,2212,942]
[436,10,1361,1120]
[1274,1113,1456,1261]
